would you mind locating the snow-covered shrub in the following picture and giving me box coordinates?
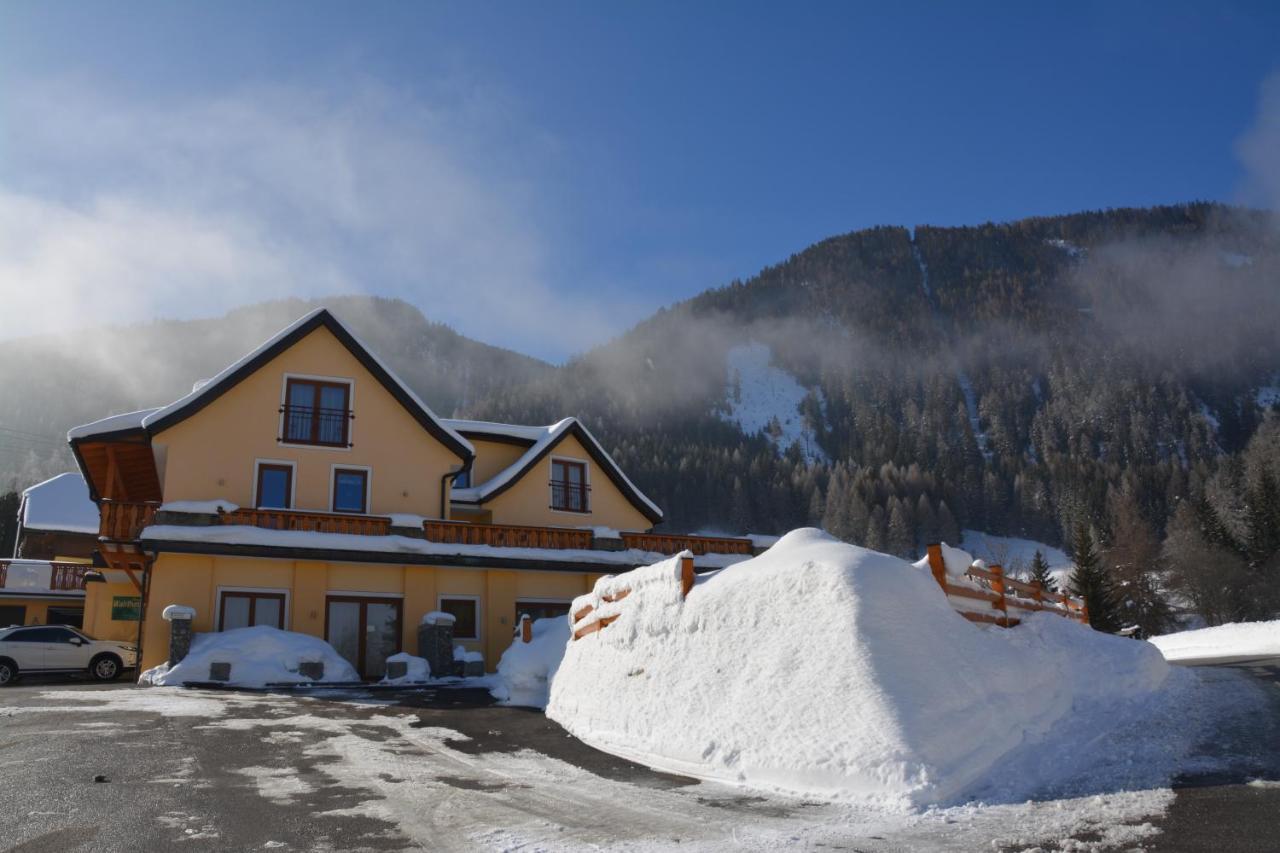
[380,652,431,684]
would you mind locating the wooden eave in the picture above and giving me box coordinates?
[71,431,162,504]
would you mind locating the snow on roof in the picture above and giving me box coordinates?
[138,523,743,570]
[66,408,160,441]
[66,309,473,456]
[442,419,550,444]
[19,472,100,534]
[448,417,663,521]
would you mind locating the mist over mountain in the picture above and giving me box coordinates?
[5,203,1280,604]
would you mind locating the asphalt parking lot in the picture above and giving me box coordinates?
[0,674,1277,852]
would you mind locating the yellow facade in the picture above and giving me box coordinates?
[140,553,601,672]
[82,581,144,642]
[466,438,528,486]
[152,324,466,518]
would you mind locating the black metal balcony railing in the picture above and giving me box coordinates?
[280,404,352,447]
[550,480,590,513]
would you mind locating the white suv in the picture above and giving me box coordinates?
[0,625,139,685]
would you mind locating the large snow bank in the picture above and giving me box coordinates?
[1150,620,1280,666]
[139,626,358,687]
[547,529,1171,807]
[491,617,571,707]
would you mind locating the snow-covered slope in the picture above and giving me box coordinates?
[961,530,1072,586]
[721,342,827,463]
[547,529,1198,807]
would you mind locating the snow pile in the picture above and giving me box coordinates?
[454,646,483,665]
[547,529,1173,807]
[20,472,99,534]
[139,626,358,687]
[721,342,827,463]
[490,617,572,707]
[1149,620,1280,666]
[381,652,431,684]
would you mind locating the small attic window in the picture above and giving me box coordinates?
[282,378,352,447]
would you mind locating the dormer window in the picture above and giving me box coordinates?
[283,378,351,447]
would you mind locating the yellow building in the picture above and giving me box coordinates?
[68,308,752,678]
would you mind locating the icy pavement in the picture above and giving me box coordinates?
[0,673,1276,852]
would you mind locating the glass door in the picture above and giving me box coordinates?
[325,597,402,680]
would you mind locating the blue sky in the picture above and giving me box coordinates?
[1,2,1278,360]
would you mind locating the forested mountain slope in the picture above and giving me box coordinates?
[5,203,1280,628]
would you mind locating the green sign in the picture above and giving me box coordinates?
[111,596,142,621]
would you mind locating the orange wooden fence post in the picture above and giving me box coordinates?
[680,555,695,598]
[989,564,1008,626]
[926,543,947,590]
[519,613,533,643]
[1031,579,1043,609]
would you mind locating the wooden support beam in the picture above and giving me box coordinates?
[680,555,695,598]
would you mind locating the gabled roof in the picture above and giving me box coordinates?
[67,309,473,461]
[19,472,100,535]
[448,417,663,525]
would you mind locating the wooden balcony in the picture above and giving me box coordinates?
[0,560,90,592]
[423,520,593,550]
[97,500,757,557]
[100,500,160,541]
[221,508,391,536]
[620,532,755,556]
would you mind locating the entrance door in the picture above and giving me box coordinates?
[325,597,402,680]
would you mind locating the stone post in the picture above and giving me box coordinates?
[161,604,197,664]
[417,611,456,678]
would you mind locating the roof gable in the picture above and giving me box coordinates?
[451,418,663,525]
[121,309,471,461]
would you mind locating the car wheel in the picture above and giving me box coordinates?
[0,659,16,686]
[90,654,122,682]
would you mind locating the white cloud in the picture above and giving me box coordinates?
[0,78,624,359]
[1236,70,1280,210]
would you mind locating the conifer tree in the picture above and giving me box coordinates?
[1028,549,1056,594]
[1068,524,1122,633]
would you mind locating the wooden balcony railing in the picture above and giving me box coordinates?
[97,499,757,558]
[423,520,593,550]
[0,560,90,591]
[220,508,391,536]
[99,501,160,541]
[621,532,755,556]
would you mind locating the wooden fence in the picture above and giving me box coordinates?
[925,544,1088,627]
[569,554,696,641]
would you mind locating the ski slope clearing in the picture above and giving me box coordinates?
[722,342,827,463]
[545,529,1261,808]
[1150,620,1280,666]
